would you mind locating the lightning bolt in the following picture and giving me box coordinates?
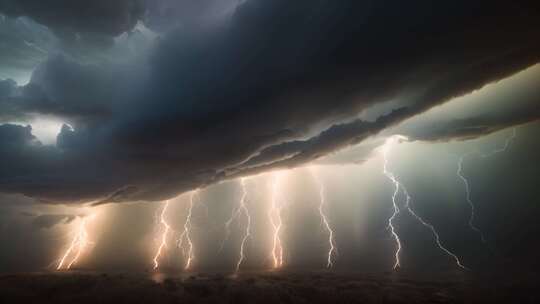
[401,186,467,269]
[57,214,96,270]
[457,128,517,243]
[152,200,171,270]
[269,172,286,269]
[219,192,244,253]
[382,135,466,270]
[480,127,517,159]
[381,139,403,270]
[457,155,486,243]
[178,191,196,270]
[309,167,337,268]
[235,178,251,273]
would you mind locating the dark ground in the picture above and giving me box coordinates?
[0,270,538,303]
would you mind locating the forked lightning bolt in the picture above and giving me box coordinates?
[178,191,196,270]
[480,127,517,159]
[382,135,466,270]
[401,187,467,269]
[219,187,244,253]
[381,139,403,270]
[457,127,517,243]
[269,172,286,269]
[457,156,486,243]
[235,178,251,273]
[153,200,171,270]
[310,167,337,268]
[57,214,96,270]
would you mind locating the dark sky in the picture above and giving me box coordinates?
[0,0,539,273]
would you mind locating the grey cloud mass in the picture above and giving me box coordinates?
[28,213,76,229]
[0,0,144,37]
[0,0,540,204]
[397,65,540,143]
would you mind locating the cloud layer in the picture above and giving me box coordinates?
[1,1,539,204]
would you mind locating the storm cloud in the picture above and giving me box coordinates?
[1,0,540,204]
[0,0,144,38]
[396,64,540,143]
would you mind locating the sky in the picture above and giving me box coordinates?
[0,0,539,273]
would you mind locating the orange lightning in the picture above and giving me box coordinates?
[235,178,251,273]
[153,200,171,270]
[178,191,196,270]
[310,167,337,268]
[57,214,96,270]
[269,172,286,269]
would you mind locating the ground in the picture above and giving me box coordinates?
[0,270,538,303]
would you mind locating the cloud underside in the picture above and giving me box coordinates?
[0,1,539,204]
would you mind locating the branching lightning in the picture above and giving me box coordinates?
[382,135,466,270]
[235,178,251,272]
[57,214,96,270]
[178,191,197,270]
[269,172,286,269]
[480,127,517,159]
[310,167,337,268]
[457,127,517,243]
[153,200,171,270]
[401,187,467,269]
[457,155,486,243]
[381,139,403,270]
[219,194,243,253]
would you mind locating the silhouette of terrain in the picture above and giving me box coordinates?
[0,270,538,303]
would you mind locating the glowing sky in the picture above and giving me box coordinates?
[0,1,539,272]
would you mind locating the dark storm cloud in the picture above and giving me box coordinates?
[397,65,540,142]
[0,123,38,146]
[233,108,412,175]
[404,109,540,143]
[0,0,144,37]
[0,55,133,123]
[1,0,540,204]
[27,213,76,229]
[143,0,240,32]
[0,15,56,79]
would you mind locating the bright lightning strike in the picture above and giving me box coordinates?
[235,178,251,273]
[269,172,286,269]
[178,191,197,270]
[382,136,467,270]
[457,127,517,243]
[457,155,486,243]
[310,167,337,268]
[381,138,403,270]
[153,200,171,270]
[401,187,467,269]
[219,195,243,253]
[57,214,96,270]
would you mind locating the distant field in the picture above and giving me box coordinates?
[0,270,538,303]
